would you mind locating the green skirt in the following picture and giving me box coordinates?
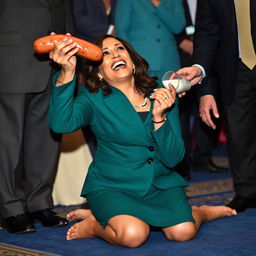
[86,185,194,228]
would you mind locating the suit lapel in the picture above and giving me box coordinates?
[144,101,154,137]
[251,0,256,48]
[222,0,238,36]
[185,0,193,25]
[103,87,152,140]
[110,0,117,24]
[230,0,238,36]
[98,0,108,19]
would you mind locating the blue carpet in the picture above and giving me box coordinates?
[1,145,255,255]
[0,208,256,256]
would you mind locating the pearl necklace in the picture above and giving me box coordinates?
[133,97,149,109]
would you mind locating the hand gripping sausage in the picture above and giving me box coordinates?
[33,34,103,62]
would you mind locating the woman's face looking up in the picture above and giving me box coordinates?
[98,37,134,85]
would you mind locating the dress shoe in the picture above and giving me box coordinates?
[193,160,228,173]
[1,214,36,234]
[226,195,256,213]
[29,208,68,227]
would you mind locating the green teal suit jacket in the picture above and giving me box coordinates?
[115,0,185,74]
[49,75,188,197]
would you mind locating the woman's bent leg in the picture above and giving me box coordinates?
[191,205,236,231]
[66,214,150,248]
[162,205,236,241]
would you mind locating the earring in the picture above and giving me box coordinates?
[98,74,103,81]
[133,65,136,75]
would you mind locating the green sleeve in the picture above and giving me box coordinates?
[151,100,185,167]
[48,73,93,134]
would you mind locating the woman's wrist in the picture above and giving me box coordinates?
[152,118,166,124]
[56,70,75,86]
[152,115,166,123]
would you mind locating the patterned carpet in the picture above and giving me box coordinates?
[186,154,234,206]
[187,177,234,205]
[0,243,59,256]
[187,178,233,197]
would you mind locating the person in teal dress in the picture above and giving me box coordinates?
[115,0,185,78]
[48,34,236,247]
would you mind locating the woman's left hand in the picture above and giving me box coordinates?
[150,86,176,121]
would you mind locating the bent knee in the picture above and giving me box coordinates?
[164,223,196,242]
[118,226,149,248]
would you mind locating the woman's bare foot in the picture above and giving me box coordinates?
[66,209,92,222]
[192,205,237,223]
[66,215,96,240]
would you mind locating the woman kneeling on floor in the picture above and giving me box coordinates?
[48,34,236,248]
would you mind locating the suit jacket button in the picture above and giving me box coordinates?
[148,146,155,152]
[147,158,153,164]
[156,24,161,29]
[156,38,160,42]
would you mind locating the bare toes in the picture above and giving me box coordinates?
[66,225,77,240]
[194,205,237,223]
[226,207,237,216]
[66,217,96,240]
[67,209,92,222]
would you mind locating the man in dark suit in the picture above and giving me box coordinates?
[0,0,74,233]
[175,0,227,180]
[73,0,117,155]
[176,0,256,212]
[73,0,116,42]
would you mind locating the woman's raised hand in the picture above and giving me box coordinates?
[49,33,78,78]
[150,86,176,123]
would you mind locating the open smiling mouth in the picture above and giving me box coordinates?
[111,61,126,70]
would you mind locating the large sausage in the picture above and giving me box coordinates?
[33,34,103,62]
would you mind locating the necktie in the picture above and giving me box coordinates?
[235,0,256,69]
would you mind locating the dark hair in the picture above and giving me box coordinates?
[82,35,158,96]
